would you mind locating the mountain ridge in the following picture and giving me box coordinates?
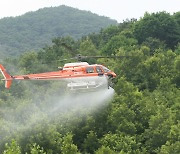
[0,5,117,58]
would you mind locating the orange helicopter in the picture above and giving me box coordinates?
[0,55,117,91]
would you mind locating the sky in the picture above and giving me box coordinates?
[0,0,179,22]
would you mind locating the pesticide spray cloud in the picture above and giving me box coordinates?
[0,78,115,147]
[49,87,114,115]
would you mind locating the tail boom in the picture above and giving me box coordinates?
[0,64,13,88]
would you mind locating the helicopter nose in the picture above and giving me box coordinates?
[110,72,116,78]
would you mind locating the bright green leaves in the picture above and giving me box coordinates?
[95,145,115,154]
[144,105,175,152]
[61,133,80,154]
[3,139,21,154]
[78,38,99,63]
[168,122,180,144]
[30,143,46,154]
[160,141,180,154]
[78,38,98,56]
[107,102,136,135]
[99,133,140,153]
[160,123,180,153]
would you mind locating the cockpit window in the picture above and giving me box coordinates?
[102,66,110,72]
[86,67,94,73]
[96,66,103,73]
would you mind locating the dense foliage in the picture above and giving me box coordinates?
[0,11,180,153]
[0,5,117,58]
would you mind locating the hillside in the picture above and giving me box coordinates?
[0,11,180,153]
[0,5,117,58]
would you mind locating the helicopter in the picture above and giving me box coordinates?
[0,54,118,91]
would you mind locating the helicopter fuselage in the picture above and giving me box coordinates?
[0,62,116,90]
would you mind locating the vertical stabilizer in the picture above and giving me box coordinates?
[0,64,13,88]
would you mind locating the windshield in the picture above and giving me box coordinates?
[102,66,110,72]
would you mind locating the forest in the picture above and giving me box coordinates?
[0,5,117,59]
[0,11,180,153]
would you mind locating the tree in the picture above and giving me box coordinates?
[3,139,21,154]
[82,131,100,153]
[159,122,180,154]
[30,143,46,154]
[102,32,137,55]
[95,146,115,154]
[134,12,180,49]
[61,133,80,154]
[18,52,39,73]
[99,133,140,153]
[160,141,180,154]
[143,105,175,153]
[173,12,180,27]
[142,37,166,55]
[78,38,98,55]
[78,38,98,63]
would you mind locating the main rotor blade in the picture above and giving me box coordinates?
[57,57,78,62]
[80,55,131,59]
[57,54,131,62]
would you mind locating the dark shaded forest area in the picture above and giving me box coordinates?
[0,11,180,153]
